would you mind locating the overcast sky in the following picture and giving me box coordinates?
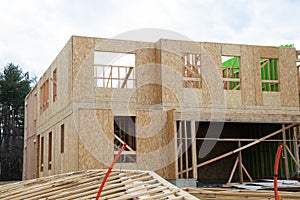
[0,0,299,78]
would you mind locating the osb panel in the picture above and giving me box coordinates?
[75,109,114,171]
[23,136,37,180]
[136,110,176,179]
[95,109,115,144]
[52,38,73,113]
[183,88,202,107]
[78,139,106,170]
[253,48,263,105]
[240,45,256,105]
[72,48,94,103]
[32,37,71,133]
[225,90,242,107]
[160,110,176,179]
[280,48,299,106]
[258,46,279,58]
[72,36,94,82]
[181,41,202,54]
[94,88,137,114]
[160,39,182,55]
[25,87,38,139]
[201,43,223,105]
[160,46,184,104]
[136,48,161,105]
[162,86,180,104]
[263,92,281,106]
[221,43,241,56]
[54,117,78,175]
[94,38,138,53]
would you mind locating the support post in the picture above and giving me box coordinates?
[294,126,300,179]
[238,141,243,183]
[191,121,198,179]
[282,124,290,180]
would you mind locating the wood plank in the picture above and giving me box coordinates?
[227,156,239,184]
[181,123,300,173]
[282,124,290,180]
[191,121,198,179]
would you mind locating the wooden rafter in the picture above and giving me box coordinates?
[0,170,198,200]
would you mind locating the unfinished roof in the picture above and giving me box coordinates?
[0,169,198,200]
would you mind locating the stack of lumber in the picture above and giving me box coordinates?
[0,169,198,199]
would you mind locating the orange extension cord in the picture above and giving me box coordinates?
[274,143,283,200]
[95,143,127,200]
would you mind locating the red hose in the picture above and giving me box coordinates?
[95,143,127,200]
[274,143,283,200]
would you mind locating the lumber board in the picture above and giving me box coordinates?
[0,169,198,200]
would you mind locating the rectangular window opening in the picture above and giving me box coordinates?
[53,69,57,102]
[48,132,52,170]
[61,124,64,153]
[114,116,136,163]
[222,55,241,90]
[40,79,49,113]
[260,58,279,92]
[94,51,136,88]
[40,136,44,172]
[182,53,201,88]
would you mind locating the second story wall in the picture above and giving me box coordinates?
[37,38,73,132]
[158,39,299,122]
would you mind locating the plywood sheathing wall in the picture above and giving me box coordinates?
[136,109,176,179]
[72,36,94,103]
[240,45,256,105]
[33,38,76,179]
[160,39,182,106]
[23,86,38,180]
[201,43,223,106]
[136,43,161,106]
[280,47,298,107]
[76,109,114,171]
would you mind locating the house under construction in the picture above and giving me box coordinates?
[23,36,300,185]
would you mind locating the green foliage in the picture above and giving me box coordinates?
[0,63,32,107]
[0,63,35,180]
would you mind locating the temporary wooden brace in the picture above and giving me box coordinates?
[285,145,300,170]
[227,156,239,184]
[121,67,133,88]
[180,123,300,174]
[226,142,253,185]
[114,134,135,152]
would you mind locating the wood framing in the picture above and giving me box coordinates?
[0,170,198,199]
[23,36,300,184]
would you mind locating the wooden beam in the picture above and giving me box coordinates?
[241,163,253,182]
[191,123,299,170]
[227,156,239,184]
[285,145,300,170]
[121,67,133,88]
[294,126,300,179]
[282,124,290,180]
[238,141,243,184]
[114,134,135,152]
[191,121,198,179]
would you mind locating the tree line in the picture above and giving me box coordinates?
[0,63,34,180]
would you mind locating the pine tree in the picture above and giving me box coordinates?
[0,63,34,180]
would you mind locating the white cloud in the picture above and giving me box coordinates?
[0,0,300,78]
